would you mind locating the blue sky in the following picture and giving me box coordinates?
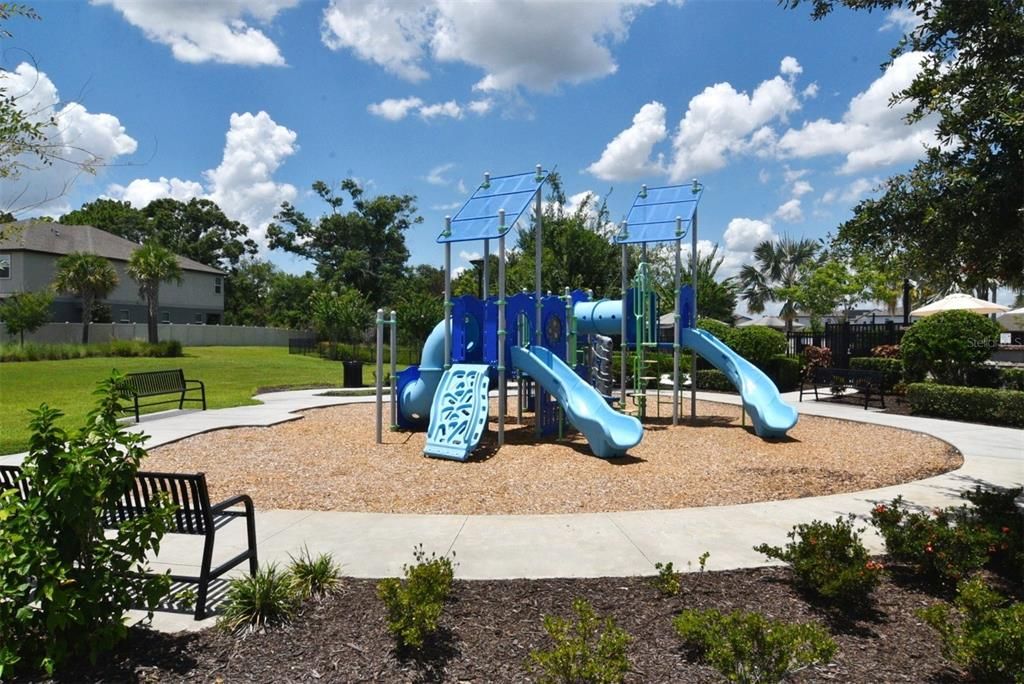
[2,0,933,284]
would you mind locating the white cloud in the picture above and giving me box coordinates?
[419,100,462,120]
[774,198,803,223]
[0,63,137,216]
[93,0,298,66]
[106,111,297,248]
[467,98,493,115]
[780,56,802,78]
[801,82,819,99]
[880,7,922,33]
[777,51,938,174]
[431,201,463,211]
[367,96,424,121]
[321,0,653,92]
[723,217,775,252]
[426,163,455,185]
[758,169,771,184]
[820,176,880,204]
[783,167,808,183]
[456,179,469,195]
[791,180,813,197]
[586,101,667,181]
[667,62,802,181]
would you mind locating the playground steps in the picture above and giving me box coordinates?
[424,364,491,461]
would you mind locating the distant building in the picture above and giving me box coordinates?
[0,221,225,324]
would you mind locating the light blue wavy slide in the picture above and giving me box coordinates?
[511,345,643,459]
[680,328,798,438]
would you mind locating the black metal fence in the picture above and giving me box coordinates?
[288,338,421,366]
[787,322,909,368]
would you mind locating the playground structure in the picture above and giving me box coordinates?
[375,166,798,461]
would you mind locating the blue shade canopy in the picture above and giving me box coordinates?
[615,182,703,244]
[438,169,547,243]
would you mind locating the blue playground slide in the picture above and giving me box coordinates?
[680,328,798,438]
[511,345,643,458]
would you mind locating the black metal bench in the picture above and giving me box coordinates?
[799,367,886,409]
[0,466,257,620]
[118,369,206,422]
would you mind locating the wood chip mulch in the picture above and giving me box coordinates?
[145,400,962,515]
[47,568,974,683]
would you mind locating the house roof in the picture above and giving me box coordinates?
[0,221,224,275]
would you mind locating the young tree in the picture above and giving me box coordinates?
[393,290,443,347]
[785,0,1024,290]
[650,242,738,323]
[0,289,51,344]
[738,236,822,331]
[127,242,182,344]
[52,252,117,343]
[309,286,371,346]
[268,180,419,307]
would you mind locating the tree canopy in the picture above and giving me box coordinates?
[785,0,1024,289]
[738,236,823,331]
[52,252,117,343]
[127,242,181,343]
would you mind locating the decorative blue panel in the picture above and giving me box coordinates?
[438,170,548,243]
[616,182,703,245]
[451,295,484,363]
[424,364,491,461]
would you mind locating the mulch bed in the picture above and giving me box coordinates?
[45,567,980,683]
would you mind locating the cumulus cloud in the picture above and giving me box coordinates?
[880,7,922,33]
[586,101,667,181]
[467,98,493,115]
[425,163,455,186]
[93,0,298,66]
[321,0,653,92]
[820,176,881,204]
[419,100,462,120]
[0,63,137,216]
[667,58,802,181]
[791,180,813,197]
[774,198,803,222]
[780,56,802,78]
[367,97,424,121]
[367,96,474,121]
[777,51,938,174]
[723,217,775,252]
[106,111,297,247]
[801,83,819,99]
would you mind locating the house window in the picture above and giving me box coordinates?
[161,312,170,324]
[194,313,203,324]
[119,310,130,323]
[214,277,222,294]
[0,254,10,279]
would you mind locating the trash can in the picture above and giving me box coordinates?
[342,360,362,388]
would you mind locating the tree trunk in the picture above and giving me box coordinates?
[147,287,159,344]
[81,295,92,344]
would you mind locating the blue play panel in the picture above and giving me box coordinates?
[424,364,491,461]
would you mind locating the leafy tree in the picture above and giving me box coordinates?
[404,263,445,298]
[127,242,182,344]
[738,236,822,331]
[268,180,420,307]
[222,258,277,326]
[267,271,317,330]
[783,255,899,325]
[393,290,443,346]
[785,0,1024,289]
[60,199,148,243]
[0,4,50,186]
[0,288,51,344]
[651,242,738,323]
[309,286,371,345]
[52,252,117,343]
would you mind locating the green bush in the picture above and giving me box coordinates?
[0,376,174,677]
[218,564,298,634]
[729,326,787,367]
[764,354,801,392]
[900,310,1001,384]
[673,608,836,684]
[1003,368,1024,392]
[376,544,456,650]
[529,598,632,684]
[849,356,904,388]
[959,485,1024,582]
[288,547,343,600]
[919,578,1024,684]
[695,369,735,392]
[697,318,735,346]
[650,561,681,597]
[0,340,184,362]
[754,515,883,607]
[906,383,1024,428]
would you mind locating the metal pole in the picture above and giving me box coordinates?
[534,164,543,348]
[620,228,628,408]
[390,310,397,430]
[482,239,490,302]
[673,217,682,426]
[690,195,698,422]
[443,217,452,371]
[375,308,384,444]
[498,210,507,447]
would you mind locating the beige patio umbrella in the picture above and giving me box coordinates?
[997,306,1024,330]
[910,292,1010,317]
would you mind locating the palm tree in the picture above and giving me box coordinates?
[738,236,821,332]
[127,242,182,344]
[53,252,119,343]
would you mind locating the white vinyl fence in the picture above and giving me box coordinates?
[3,322,314,347]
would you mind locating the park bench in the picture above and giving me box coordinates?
[0,466,257,620]
[118,369,206,422]
[799,366,887,409]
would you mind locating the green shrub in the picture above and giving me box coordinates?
[870,496,999,587]
[673,608,836,684]
[1003,368,1024,392]
[754,515,883,607]
[900,310,1001,384]
[697,318,735,346]
[695,369,735,392]
[0,376,174,677]
[906,383,1024,428]
[288,547,343,600]
[919,578,1024,684]
[218,564,298,634]
[650,561,681,597]
[0,340,185,362]
[764,354,801,392]
[959,485,1024,582]
[529,598,632,684]
[729,326,787,366]
[849,356,904,388]
[376,545,456,650]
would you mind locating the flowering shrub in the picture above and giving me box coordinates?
[801,346,832,381]
[871,344,901,358]
[754,515,882,607]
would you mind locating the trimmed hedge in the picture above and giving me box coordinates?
[0,339,183,362]
[907,383,1024,428]
[765,354,801,392]
[695,369,735,392]
[729,326,787,366]
[849,357,904,388]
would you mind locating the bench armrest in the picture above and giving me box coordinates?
[184,379,205,390]
[211,493,254,515]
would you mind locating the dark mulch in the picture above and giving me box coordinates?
[39,567,978,684]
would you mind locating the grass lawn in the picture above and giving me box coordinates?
[0,346,392,455]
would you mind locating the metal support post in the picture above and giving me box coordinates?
[534,165,543,437]
[690,188,699,422]
[482,238,490,302]
[389,310,397,430]
[673,217,682,426]
[620,231,628,408]
[497,210,507,446]
[443,218,452,371]
[375,308,384,444]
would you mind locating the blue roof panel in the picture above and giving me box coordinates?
[439,170,547,243]
[616,183,703,244]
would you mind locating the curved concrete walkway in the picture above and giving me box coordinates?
[5,388,1019,632]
